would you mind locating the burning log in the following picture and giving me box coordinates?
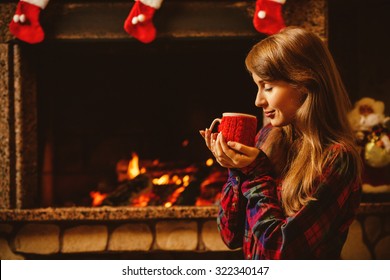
[100,173,153,206]
[90,152,227,207]
[196,168,227,206]
[173,165,211,206]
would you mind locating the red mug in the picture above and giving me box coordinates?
[209,112,257,146]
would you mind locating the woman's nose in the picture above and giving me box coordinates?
[255,91,266,108]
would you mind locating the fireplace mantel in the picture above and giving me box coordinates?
[0,0,327,43]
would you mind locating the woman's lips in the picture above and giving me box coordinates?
[264,110,275,118]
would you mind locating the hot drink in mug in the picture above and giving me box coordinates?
[209,112,257,147]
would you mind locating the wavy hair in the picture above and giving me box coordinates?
[245,27,361,216]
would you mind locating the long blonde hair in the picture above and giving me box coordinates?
[245,27,361,216]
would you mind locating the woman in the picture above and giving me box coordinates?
[200,27,362,259]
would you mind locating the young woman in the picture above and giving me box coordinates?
[200,27,362,259]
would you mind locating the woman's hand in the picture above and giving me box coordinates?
[200,129,260,169]
[199,128,218,154]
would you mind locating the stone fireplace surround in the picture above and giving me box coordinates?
[0,0,389,259]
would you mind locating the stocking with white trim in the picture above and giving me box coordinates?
[9,0,50,44]
[253,0,286,35]
[124,0,164,44]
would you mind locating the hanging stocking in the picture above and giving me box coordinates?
[9,0,50,44]
[124,0,164,44]
[253,0,286,35]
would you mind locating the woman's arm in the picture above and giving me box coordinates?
[215,126,275,249]
[217,169,247,249]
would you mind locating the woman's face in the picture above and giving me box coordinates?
[252,72,304,127]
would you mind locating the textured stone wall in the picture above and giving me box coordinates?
[0,215,389,260]
[0,44,11,209]
[0,219,230,259]
[0,3,14,43]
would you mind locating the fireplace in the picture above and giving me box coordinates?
[1,0,389,260]
[35,39,261,208]
[0,0,329,209]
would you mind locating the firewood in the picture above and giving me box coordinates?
[101,174,153,206]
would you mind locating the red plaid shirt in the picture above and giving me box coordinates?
[217,126,362,259]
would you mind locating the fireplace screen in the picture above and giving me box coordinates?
[32,40,261,207]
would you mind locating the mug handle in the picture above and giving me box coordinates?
[209,118,222,132]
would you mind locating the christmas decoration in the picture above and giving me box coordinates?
[348,97,390,168]
[9,0,50,44]
[253,0,286,35]
[124,0,164,44]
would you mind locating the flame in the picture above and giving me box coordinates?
[182,175,190,187]
[90,191,107,207]
[162,175,191,207]
[173,175,182,185]
[93,151,218,208]
[152,174,170,185]
[127,152,140,180]
[164,186,186,208]
[132,194,151,207]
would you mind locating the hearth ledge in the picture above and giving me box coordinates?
[0,206,220,221]
[0,203,389,222]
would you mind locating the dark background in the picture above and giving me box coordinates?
[329,0,389,113]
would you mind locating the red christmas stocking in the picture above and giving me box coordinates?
[124,0,164,44]
[253,0,286,35]
[9,0,50,44]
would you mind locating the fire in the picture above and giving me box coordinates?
[206,158,214,166]
[91,151,226,208]
[182,175,190,187]
[127,152,140,179]
[153,174,170,185]
[152,174,190,186]
[132,193,151,207]
[90,191,107,207]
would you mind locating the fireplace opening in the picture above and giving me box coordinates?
[31,39,263,207]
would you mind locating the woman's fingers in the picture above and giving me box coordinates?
[227,141,255,157]
[205,128,212,149]
[202,131,258,169]
[214,133,235,165]
[201,130,237,169]
[219,134,238,159]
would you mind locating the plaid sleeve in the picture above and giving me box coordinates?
[217,169,247,249]
[241,144,361,259]
[217,125,273,250]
